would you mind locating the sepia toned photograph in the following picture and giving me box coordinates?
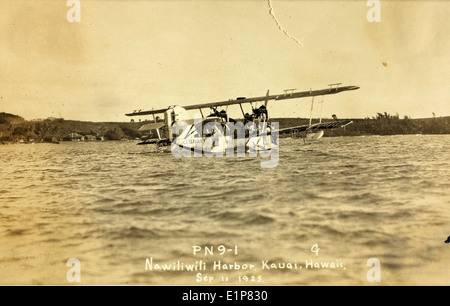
[0,0,449,290]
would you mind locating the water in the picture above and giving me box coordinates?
[0,135,449,285]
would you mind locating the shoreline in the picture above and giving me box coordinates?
[2,133,449,146]
[2,112,450,144]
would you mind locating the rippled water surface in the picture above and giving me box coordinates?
[1,135,449,285]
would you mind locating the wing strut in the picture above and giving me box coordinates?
[318,96,324,124]
[309,96,315,126]
[239,103,245,117]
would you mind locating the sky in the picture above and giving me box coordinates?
[0,0,449,122]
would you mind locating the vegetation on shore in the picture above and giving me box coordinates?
[0,113,142,144]
[274,112,450,137]
[1,112,449,144]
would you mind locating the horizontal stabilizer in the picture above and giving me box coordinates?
[138,122,166,131]
[126,108,170,117]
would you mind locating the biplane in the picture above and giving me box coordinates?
[125,83,359,154]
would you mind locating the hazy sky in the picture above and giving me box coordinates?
[1,0,449,122]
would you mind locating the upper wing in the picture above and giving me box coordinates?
[125,85,359,116]
[277,120,353,134]
[183,85,359,111]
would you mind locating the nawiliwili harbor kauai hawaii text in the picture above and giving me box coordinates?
[144,244,346,284]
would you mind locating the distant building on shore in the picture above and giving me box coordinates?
[84,135,96,141]
[63,133,85,141]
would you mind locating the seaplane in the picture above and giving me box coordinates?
[125,83,359,156]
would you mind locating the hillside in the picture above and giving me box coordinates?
[0,112,25,124]
[0,114,143,143]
